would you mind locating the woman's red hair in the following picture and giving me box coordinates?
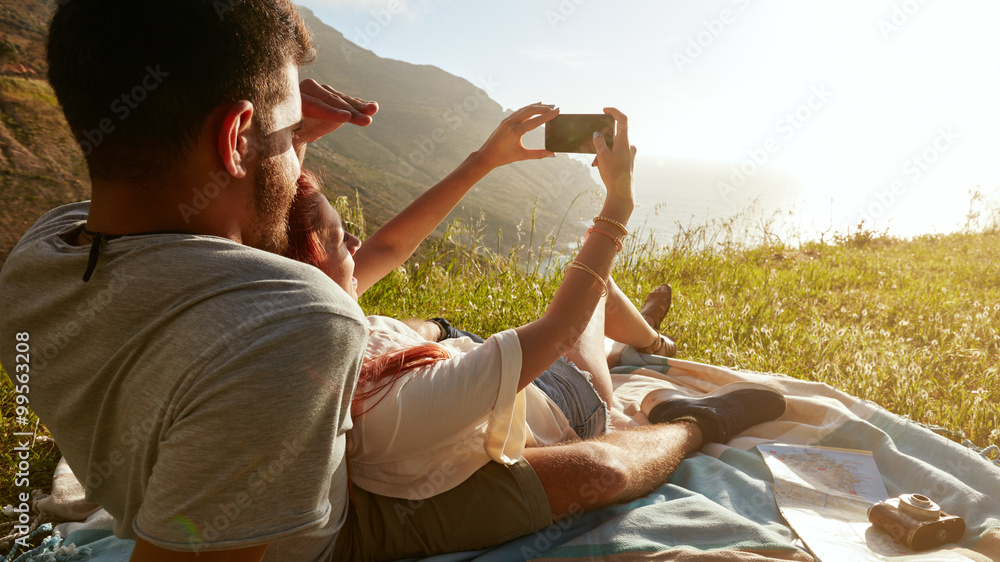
[285,171,450,415]
[283,170,328,271]
[352,343,452,416]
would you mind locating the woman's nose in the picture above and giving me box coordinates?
[348,234,361,254]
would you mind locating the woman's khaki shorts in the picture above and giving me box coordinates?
[333,459,552,561]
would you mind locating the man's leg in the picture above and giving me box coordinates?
[334,459,554,560]
[336,389,784,558]
[334,421,703,559]
[522,420,702,518]
[524,379,787,519]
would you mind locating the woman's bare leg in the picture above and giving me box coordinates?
[602,277,660,348]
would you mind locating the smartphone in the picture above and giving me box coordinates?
[545,114,615,154]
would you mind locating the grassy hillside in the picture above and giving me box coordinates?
[1,2,90,262]
[0,75,89,263]
[296,6,601,245]
[356,219,1000,451]
[0,0,50,76]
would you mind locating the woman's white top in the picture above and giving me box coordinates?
[346,316,576,499]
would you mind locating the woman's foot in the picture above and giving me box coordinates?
[637,285,675,356]
[637,333,677,357]
[640,284,672,331]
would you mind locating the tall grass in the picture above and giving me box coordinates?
[345,189,1000,450]
[2,194,999,518]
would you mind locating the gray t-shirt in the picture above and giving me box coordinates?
[0,202,367,561]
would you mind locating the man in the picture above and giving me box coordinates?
[0,1,785,560]
[1,1,375,560]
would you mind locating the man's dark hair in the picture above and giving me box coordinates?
[47,0,314,182]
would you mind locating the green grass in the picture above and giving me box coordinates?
[357,219,1000,450]
[0,380,58,518]
[2,199,999,518]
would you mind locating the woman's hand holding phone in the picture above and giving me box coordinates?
[593,107,635,226]
[473,103,558,170]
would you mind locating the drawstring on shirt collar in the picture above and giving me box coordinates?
[80,228,186,282]
[81,229,123,283]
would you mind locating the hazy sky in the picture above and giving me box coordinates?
[298,0,1000,237]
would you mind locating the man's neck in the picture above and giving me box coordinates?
[79,172,250,247]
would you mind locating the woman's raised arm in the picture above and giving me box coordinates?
[352,104,559,294]
[514,107,636,390]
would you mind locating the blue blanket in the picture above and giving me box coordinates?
[7,354,999,561]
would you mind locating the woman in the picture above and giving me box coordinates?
[285,105,672,499]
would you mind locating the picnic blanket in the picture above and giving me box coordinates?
[7,349,1000,561]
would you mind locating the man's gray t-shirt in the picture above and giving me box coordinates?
[0,202,367,561]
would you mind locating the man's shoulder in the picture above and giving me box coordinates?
[8,201,89,253]
[175,238,366,322]
[0,201,366,355]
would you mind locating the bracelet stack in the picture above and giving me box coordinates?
[564,216,630,297]
[586,227,623,252]
[593,215,628,236]
[587,215,628,252]
[565,260,608,297]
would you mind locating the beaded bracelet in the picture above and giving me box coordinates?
[565,260,608,297]
[593,216,628,236]
[586,226,624,252]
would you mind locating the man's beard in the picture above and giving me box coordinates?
[249,155,295,254]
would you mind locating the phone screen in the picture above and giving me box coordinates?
[545,114,615,154]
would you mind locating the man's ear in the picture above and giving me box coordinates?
[218,101,255,179]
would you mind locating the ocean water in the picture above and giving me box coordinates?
[559,154,991,254]
[624,156,985,248]
[629,157,812,248]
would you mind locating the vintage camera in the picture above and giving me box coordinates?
[868,493,965,551]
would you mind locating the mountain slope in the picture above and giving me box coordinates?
[0,4,601,265]
[296,7,601,244]
[0,75,89,263]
